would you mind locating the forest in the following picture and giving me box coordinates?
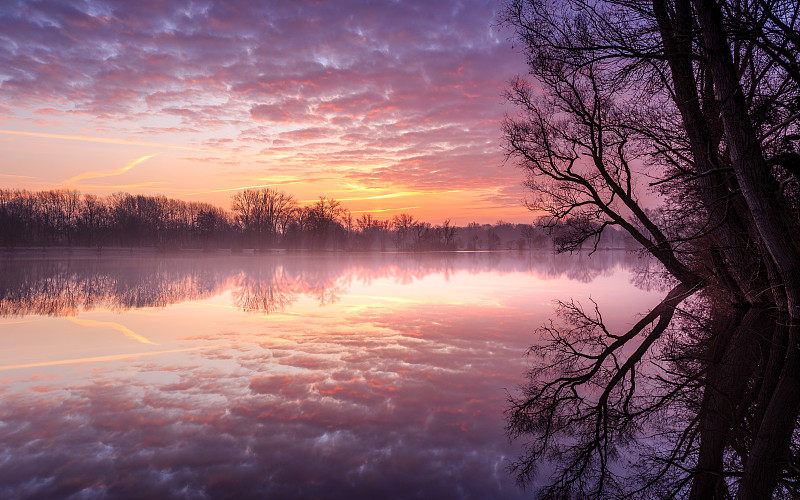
[0,187,634,252]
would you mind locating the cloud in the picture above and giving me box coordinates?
[0,0,530,218]
[277,127,335,142]
[251,100,317,123]
[346,149,516,192]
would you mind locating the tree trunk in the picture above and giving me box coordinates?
[690,307,766,499]
[692,0,800,496]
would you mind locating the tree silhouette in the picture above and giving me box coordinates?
[502,0,800,497]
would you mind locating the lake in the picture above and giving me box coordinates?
[0,250,661,499]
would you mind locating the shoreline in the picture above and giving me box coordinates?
[0,246,634,257]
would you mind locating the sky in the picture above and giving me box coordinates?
[0,0,533,224]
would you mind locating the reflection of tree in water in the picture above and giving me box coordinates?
[525,251,646,283]
[289,257,350,307]
[305,276,345,307]
[231,265,299,314]
[345,251,645,285]
[0,251,646,317]
[0,257,228,317]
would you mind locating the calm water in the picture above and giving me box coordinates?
[0,251,660,499]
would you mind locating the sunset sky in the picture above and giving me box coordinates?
[0,0,533,224]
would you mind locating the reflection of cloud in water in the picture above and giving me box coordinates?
[0,251,659,499]
[0,303,537,499]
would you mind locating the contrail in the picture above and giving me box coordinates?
[349,206,421,213]
[0,129,202,150]
[64,154,157,185]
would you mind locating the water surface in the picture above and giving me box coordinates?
[0,251,660,499]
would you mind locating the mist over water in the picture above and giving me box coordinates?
[0,251,660,499]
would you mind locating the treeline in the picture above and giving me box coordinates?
[0,187,634,251]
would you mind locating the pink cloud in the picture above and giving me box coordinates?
[277,127,335,142]
[250,99,317,123]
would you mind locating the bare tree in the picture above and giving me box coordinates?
[438,219,458,250]
[301,196,347,249]
[392,213,417,250]
[502,0,800,497]
[231,188,298,247]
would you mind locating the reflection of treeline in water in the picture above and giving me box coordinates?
[0,251,649,317]
[0,188,636,251]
